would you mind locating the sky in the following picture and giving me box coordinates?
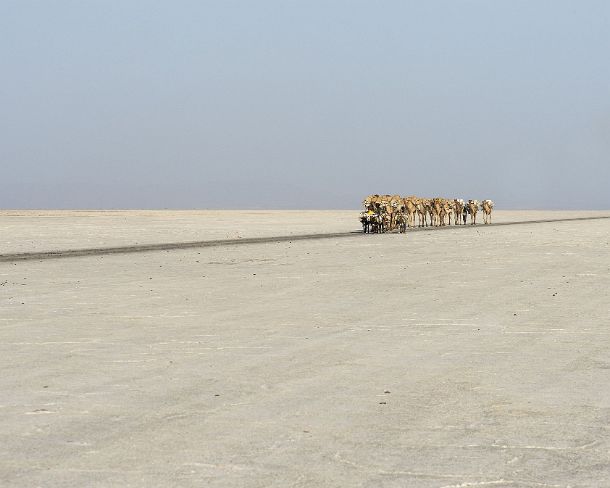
[1,0,609,209]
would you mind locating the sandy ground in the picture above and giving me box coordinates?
[1,209,609,255]
[1,211,610,487]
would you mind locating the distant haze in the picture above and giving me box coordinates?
[1,1,609,209]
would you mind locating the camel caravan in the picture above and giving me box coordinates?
[360,195,494,233]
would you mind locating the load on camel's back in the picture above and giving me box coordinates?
[360,194,495,232]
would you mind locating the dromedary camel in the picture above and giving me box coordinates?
[453,199,465,225]
[467,199,479,225]
[430,198,443,227]
[403,196,418,228]
[481,199,494,224]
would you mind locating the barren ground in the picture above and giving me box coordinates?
[1,209,609,254]
[1,210,609,487]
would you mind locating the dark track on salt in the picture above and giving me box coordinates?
[1,215,609,263]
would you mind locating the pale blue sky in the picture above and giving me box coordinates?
[1,1,609,208]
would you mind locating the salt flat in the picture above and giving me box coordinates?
[1,209,609,254]
[1,211,609,487]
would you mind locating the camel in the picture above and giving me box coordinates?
[381,211,392,233]
[362,195,377,211]
[441,199,454,226]
[402,196,418,228]
[360,194,493,231]
[363,194,388,214]
[481,199,494,224]
[377,196,394,231]
[430,198,443,227]
[373,200,393,233]
[453,199,465,225]
[467,199,479,225]
[389,195,405,231]
[426,199,435,227]
[438,200,447,226]
[414,198,430,227]
[415,198,427,227]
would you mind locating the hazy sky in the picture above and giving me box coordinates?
[1,1,609,209]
